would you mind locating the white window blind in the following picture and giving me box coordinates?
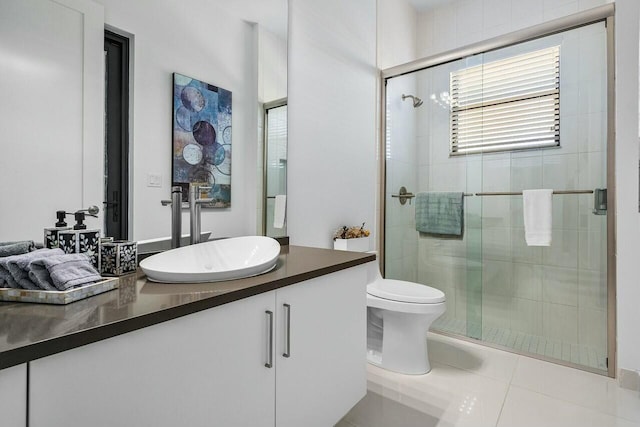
[450,46,560,155]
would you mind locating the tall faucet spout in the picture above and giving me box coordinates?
[171,187,182,249]
[190,184,213,245]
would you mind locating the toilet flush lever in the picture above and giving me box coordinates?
[283,304,291,358]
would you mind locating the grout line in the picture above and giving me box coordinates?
[496,356,522,427]
[507,355,520,385]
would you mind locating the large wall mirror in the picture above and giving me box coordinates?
[0,0,287,244]
[255,9,288,238]
[214,1,288,238]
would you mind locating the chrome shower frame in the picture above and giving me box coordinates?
[378,4,617,378]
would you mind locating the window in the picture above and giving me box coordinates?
[450,46,560,155]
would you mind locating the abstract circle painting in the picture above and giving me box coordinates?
[172,72,232,207]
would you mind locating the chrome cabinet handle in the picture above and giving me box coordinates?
[265,310,274,368]
[283,304,291,358]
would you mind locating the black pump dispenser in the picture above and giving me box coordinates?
[73,211,87,230]
[55,211,67,227]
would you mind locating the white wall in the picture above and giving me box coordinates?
[377,0,418,69]
[287,0,377,249]
[96,0,259,241]
[416,0,615,59]
[258,28,287,104]
[613,0,640,378]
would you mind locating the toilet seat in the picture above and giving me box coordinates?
[367,279,445,304]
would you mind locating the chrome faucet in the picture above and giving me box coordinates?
[189,184,213,245]
[161,186,183,249]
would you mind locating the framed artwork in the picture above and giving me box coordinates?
[172,73,232,207]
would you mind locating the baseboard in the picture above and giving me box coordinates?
[619,368,640,391]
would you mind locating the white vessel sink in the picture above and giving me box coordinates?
[140,236,281,283]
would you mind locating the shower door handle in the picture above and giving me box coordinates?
[391,186,415,205]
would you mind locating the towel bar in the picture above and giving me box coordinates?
[392,188,598,205]
[473,190,594,196]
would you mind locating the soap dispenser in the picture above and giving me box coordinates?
[58,207,101,269]
[43,211,72,249]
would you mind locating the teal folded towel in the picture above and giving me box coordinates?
[0,241,35,257]
[415,192,464,236]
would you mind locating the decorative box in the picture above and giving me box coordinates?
[44,226,71,249]
[333,237,370,252]
[100,240,138,276]
[58,229,101,269]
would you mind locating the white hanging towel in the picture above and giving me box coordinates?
[273,195,286,229]
[523,189,553,246]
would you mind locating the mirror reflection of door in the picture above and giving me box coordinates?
[104,30,130,240]
[263,100,287,237]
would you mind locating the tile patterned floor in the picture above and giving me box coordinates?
[337,333,640,427]
[433,315,608,371]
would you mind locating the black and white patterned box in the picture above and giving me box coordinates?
[43,227,71,249]
[58,229,100,269]
[100,240,137,276]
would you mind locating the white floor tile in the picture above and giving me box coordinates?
[497,386,639,427]
[367,361,509,427]
[341,334,636,427]
[511,356,640,423]
[428,332,519,382]
[338,390,450,427]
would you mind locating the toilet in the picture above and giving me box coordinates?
[366,259,446,375]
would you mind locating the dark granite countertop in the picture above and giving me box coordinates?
[0,245,375,370]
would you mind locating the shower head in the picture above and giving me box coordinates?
[402,94,423,108]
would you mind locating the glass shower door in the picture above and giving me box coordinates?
[384,54,485,340]
[383,20,609,373]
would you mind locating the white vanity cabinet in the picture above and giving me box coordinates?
[0,364,27,427]
[29,291,277,427]
[275,266,367,427]
[28,265,367,426]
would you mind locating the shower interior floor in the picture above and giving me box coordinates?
[432,315,607,372]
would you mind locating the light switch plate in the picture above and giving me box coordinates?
[147,173,162,187]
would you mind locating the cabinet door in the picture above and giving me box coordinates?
[0,364,27,427]
[30,292,276,427]
[275,265,368,427]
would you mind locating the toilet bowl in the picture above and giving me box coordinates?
[366,263,446,375]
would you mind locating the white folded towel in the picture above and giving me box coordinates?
[523,189,553,246]
[273,195,286,229]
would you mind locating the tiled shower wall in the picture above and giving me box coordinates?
[385,19,608,362]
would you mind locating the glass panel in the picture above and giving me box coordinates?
[383,20,607,373]
[385,54,484,338]
[265,104,287,237]
[480,21,607,371]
